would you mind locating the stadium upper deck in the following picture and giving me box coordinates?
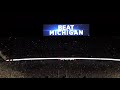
[0,36,120,61]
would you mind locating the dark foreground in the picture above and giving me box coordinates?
[0,60,120,78]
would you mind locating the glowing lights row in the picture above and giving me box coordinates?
[6,57,120,62]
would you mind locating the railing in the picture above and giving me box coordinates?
[5,57,120,62]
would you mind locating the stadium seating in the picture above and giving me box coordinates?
[0,37,119,59]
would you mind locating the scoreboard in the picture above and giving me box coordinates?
[43,24,90,36]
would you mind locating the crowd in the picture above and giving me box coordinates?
[0,37,120,78]
[1,59,120,78]
[0,37,119,59]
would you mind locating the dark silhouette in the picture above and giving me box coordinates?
[45,76,48,78]
[62,76,66,78]
[83,76,86,78]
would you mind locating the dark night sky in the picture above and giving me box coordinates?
[0,12,120,37]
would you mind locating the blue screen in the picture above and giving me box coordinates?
[43,24,90,36]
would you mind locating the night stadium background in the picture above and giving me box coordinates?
[0,12,120,78]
